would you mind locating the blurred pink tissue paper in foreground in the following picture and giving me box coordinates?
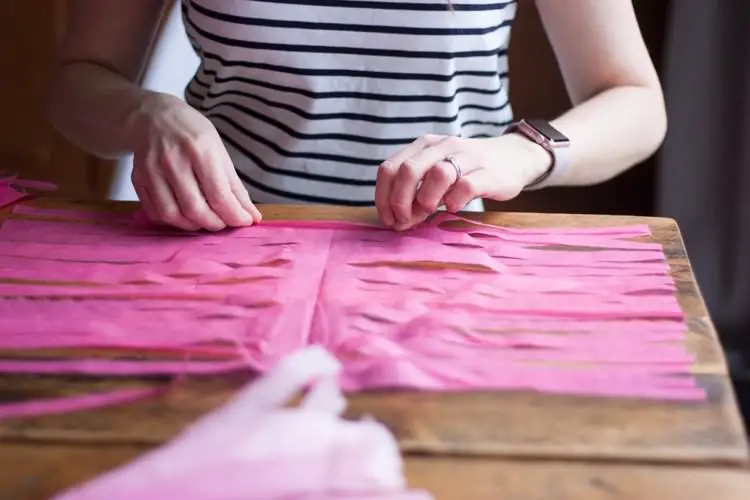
[52,346,433,500]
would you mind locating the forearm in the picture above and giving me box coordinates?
[47,62,163,159]
[547,85,667,187]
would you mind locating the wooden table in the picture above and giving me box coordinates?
[0,200,749,499]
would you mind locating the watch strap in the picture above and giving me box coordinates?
[505,119,571,191]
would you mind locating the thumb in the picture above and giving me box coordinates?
[228,171,263,222]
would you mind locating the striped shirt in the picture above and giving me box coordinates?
[181,0,516,206]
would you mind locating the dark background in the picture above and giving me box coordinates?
[489,0,670,215]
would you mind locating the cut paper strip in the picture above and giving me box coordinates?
[464,229,662,250]
[50,347,434,500]
[9,179,58,191]
[13,204,134,222]
[428,211,653,236]
[487,245,666,264]
[133,207,386,231]
[0,255,287,285]
[0,175,57,209]
[348,265,677,295]
[0,358,254,377]
[0,207,703,412]
[341,362,704,401]
[0,240,182,263]
[503,262,672,276]
[0,185,27,209]
[0,386,164,421]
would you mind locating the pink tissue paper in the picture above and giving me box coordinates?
[0,204,705,420]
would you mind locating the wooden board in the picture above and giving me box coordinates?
[0,200,747,466]
[2,442,750,500]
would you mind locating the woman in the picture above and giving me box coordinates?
[49,0,666,232]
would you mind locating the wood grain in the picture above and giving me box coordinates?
[0,200,748,499]
[1,442,749,500]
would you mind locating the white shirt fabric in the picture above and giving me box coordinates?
[181,0,517,210]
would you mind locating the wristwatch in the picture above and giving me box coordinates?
[504,119,571,190]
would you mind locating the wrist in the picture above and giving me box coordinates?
[499,132,554,187]
[129,92,183,148]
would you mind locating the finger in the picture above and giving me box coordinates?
[390,140,458,228]
[401,136,460,181]
[133,182,159,224]
[391,162,456,231]
[228,172,263,223]
[382,134,442,169]
[389,160,429,229]
[147,170,201,231]
[415,161,459,214]
[377,135,440,228]
[375,161,397,227]
[161,154,227,232]
[444,170,492,213]
[189,142,253,227]
[132,165,159,224]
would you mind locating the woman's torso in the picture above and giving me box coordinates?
[181,0,517,205]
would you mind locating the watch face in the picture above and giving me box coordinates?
[525,119,570,145]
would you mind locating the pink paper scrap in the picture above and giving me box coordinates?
[0,175,57,210]
[0,205,704,421]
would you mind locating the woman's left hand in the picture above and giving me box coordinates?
[375,133,551,231]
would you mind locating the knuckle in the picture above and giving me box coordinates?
[430,164,450,183]
[208,190,232,210]
[187,130,220,159]
[400,160,420,179]
[442,136,460,148]
[391,200,411,213]
[379,159,396,173]
[162,137,186,159]
[159,207,180,224]
[183,200,206,220]
[421,134,442,145]
[190,131,214,151]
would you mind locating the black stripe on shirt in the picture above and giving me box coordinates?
[190,69,505,103]
[209,101,412,146]
[238,170,377,206]
[460,119,512,128]
[199,51,505,82]
[194,85,512,126]
[206,108,511,170]
[190,1,513,36]
[186,16,507,59]
[214,116,380,184]
[230,0,516,13]
[209,111,381,167]
[201,95,511,146]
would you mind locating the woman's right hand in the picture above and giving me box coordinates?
[130,93,262,231]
